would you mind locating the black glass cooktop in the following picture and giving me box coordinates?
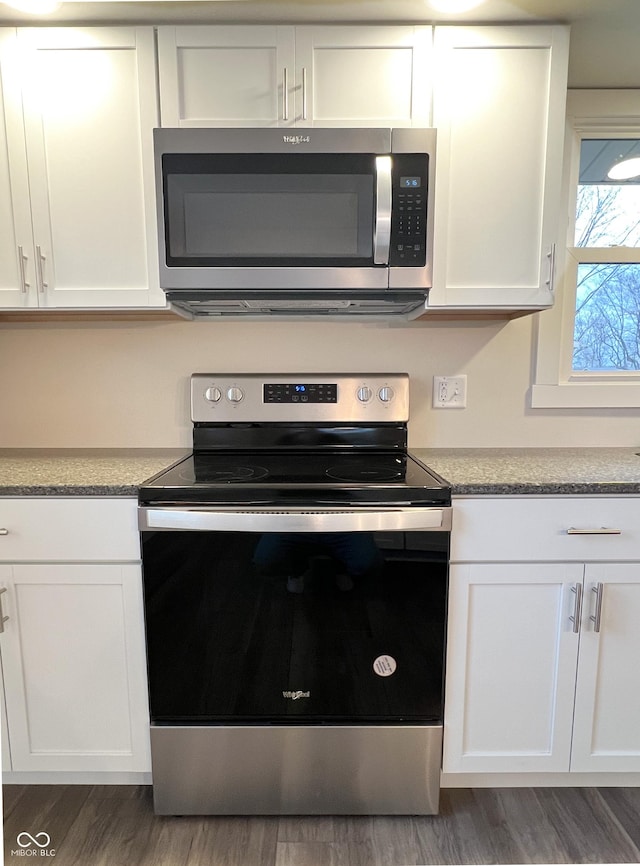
[139,451,450,506]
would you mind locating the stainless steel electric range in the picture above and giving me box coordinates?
[138,374,451,815]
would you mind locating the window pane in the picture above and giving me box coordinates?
[573,263,640,371]
[576,139,640,247]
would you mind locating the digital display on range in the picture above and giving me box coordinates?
[400,176,421,188]
[264,383,338,403]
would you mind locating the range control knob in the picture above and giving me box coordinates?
[204,386,222,403]
[378,386,395,403]
[226,386,244,403]
[356,386,373,403]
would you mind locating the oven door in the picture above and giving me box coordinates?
[139,506,450,725]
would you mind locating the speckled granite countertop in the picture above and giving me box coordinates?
[1,447,640,497]
[0,449,188,496]
[412,448,640,496]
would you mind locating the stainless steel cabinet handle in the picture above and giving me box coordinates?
[0,587,9,634]
[373,155,392,265]
[139,505,452,533]
[546,243,556,292]
[570,582,582,634]
[0,528,8,536]
[36,245,48,292]
[17,245,30,293]
[282,67,289,121]
[301,66,308,120]
[566,527,622,535]
[590,582,604,633]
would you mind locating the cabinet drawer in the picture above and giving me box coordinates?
[452,497,640,562]
[0,498,140,562]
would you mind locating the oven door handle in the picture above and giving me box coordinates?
[138,506,451,533]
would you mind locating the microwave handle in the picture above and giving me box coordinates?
[373,155,392,265]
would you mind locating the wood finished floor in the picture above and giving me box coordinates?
[3,784,640,865]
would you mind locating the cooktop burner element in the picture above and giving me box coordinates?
[184,464,269,483]
[325,458,404,483]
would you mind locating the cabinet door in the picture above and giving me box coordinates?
[443,562,581,773]
[1,564,11,771]
[0,563,150,772]
[571,563,640,772]
[430,25,569,309]
[294,26,431,128]
[158,25,295,127]
[0,29,36,308]
[17,27,164,308]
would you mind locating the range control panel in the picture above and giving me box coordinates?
[191,374,409,423]
[264,382,338,404]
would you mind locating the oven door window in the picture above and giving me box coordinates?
[141,529,447,724]
[162,153,375,267]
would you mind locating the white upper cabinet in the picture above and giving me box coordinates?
[158,26,295,128]
[429,25,569,310]
[157,25,432,129]
[0,27,165,309]
[0,30,34,308]
[293,26,431,128]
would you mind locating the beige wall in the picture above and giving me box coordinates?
[2,313,639,449]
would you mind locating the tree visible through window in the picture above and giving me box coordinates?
[572,139,640,372]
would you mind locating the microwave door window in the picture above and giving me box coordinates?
[164,173,374,267]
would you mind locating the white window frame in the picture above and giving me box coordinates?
[532,90,640,408]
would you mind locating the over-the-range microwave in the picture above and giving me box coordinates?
[153,127,436,319]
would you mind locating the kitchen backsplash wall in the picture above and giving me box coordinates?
[1,315,639,448]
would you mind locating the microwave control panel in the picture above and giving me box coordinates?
[389,154,428,267]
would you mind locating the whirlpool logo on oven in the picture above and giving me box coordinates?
[283,690,310,700]
[282,135,311,145]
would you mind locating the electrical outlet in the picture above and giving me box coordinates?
[432,375,467,409]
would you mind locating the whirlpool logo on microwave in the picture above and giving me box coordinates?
[282,135,311,145]
[283,690,310,700]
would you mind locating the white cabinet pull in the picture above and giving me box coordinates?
[566,527,621,535]
[569,582,582,634]
[0,587,9,634]
[546,243,556,292]
[282,67,289,121]
[590,582,604,633]
[17,245,30,293]
[36,245,48,292]
[301,66,308,120]
[0,528,9,536]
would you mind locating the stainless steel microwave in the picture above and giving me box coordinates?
[153,127,436,318]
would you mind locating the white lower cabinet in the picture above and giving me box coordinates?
[0,498,151,775]
[444,497,640,775]
[571,563,640,772]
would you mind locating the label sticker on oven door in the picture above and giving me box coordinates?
[373,655,397,677]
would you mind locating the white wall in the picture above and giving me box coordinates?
[2,313,639,449]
